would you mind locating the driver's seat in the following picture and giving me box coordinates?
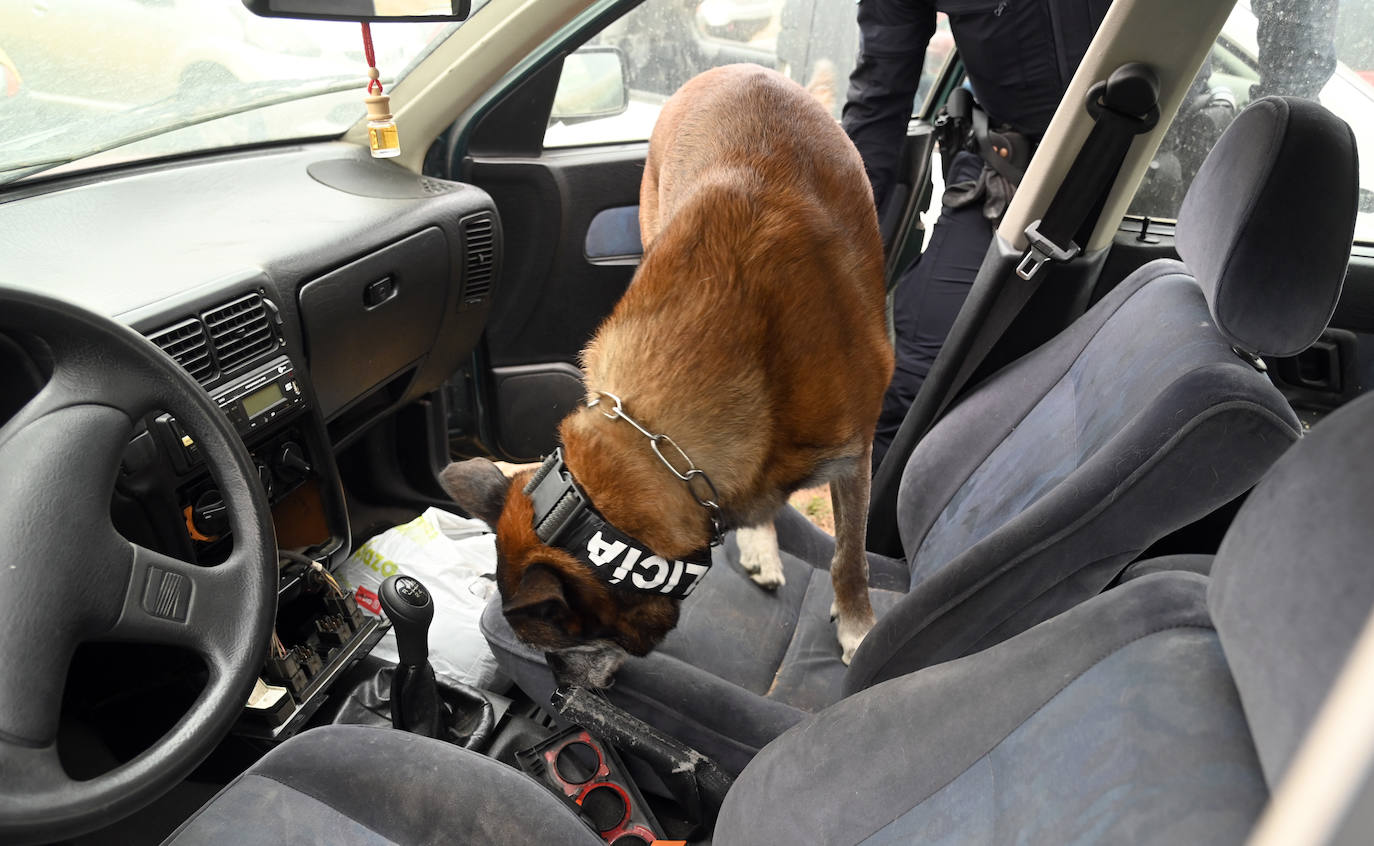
[168,387,1374,845]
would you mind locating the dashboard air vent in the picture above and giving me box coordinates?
[461,214,495,302]
[148,318,214,383]
[204,293,276,373]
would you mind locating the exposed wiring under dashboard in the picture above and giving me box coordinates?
[277,549,346,598]
[251,548,379,734]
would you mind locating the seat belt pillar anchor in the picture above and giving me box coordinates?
[1017,219,1080,280]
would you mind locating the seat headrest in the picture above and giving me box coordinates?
[1209,391,1374,788]
[1176,96,1358,357]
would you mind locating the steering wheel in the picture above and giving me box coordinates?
[0,288,277,843]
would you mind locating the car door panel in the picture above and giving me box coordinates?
[585,205,643,260]
[882,120,939,284]
[458,141,646,462]
[1268,252,1374,420]
[487,361,588,461]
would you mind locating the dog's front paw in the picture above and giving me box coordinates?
[835,611,875,665]
[738,524,785,590]
[751,569,785,590]
[740,546,785,590]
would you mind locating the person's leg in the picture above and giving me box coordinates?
[872,151,995,469]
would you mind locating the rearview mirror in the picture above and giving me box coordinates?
[551,47,630,124]
[241,0,470,22]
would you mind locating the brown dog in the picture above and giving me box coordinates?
[440,63,891,687]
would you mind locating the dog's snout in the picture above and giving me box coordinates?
[546,643,628,690]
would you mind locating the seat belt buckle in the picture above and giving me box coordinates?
[1016,219,1080,280]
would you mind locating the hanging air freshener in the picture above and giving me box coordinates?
[361,23,399,159]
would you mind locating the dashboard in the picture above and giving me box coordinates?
[0,141,502,735]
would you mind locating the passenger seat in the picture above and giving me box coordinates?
[480,96,1360,774]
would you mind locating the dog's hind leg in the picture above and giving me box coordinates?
[829,448,876,664]
[738,522,785,590]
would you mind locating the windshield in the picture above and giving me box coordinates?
[0,1,485,184]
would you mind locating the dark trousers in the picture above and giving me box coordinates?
[873,151,994,469]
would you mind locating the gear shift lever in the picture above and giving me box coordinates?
[379,575,442,737]
[381,575,433,663]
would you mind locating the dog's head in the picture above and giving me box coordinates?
[439,457,681,689]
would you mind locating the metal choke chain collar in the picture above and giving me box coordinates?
[588,391,724,545]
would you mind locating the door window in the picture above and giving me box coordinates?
[1129,0,1374,242]
[543,0,952,149]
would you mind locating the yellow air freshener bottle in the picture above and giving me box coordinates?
[365,71,399,159]
[359,23,399,160]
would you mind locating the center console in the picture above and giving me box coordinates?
[115,328,375,740]
[99,232,712,840]
[114,345,724,841]
[141,353,342,559]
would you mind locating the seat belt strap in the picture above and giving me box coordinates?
[946,63,1160,414]
[1016,63,1160,279]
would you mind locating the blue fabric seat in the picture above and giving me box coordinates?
[481,96,1360,773]
[172,364,1374,845]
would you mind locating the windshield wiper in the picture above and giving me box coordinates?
[0,76,368,186]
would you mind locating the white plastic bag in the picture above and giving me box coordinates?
[336,508,508,692]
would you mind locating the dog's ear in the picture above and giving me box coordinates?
[438,458,510,527]
[502,564,570,622]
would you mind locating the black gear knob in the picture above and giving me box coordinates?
[379,575,434,666]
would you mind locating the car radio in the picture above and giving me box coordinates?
[212,355,305,437]
[147,354,324,558]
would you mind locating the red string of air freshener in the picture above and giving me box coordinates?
[362,22,383,95]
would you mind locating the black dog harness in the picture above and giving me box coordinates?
[525,447,713,600]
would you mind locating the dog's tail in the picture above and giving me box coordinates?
[805,59,838,115]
